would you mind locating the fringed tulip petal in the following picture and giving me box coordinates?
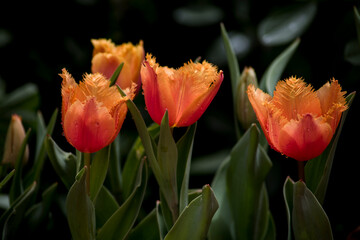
[247,77,347,161]
[278,114,333,161]
[141,54,223,127]
[60,68,128,153]
[91,39,144,97]
[64,99,116,153]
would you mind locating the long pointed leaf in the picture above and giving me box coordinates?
[1,181,37,239]
[164,185,218,240]
[90,145,110,202]
[292,180,333,240]
[221,23,241,138]
[66,167,96,240]
[97,160,148,240]
[45,136,77,189]
[226,124,273,240]
[177,122,197,213]
[259,38,300,95]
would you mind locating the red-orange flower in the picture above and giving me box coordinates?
[247,77,347,161]
[91,39,144,97]
[141,54,224,127]
[60,69,128,153]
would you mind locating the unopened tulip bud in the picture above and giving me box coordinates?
[236,67,258,129]
[2,114,29,167]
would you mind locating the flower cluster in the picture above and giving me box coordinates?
[61,40,224,153]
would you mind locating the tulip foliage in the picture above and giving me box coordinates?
[0,11,357,240]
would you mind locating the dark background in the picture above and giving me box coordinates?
[0,0,359,239]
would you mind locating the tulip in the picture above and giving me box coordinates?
[2,114,29,167]
[141,54,224,127]
[60,69,128,153]
[91,39,144,96]
[247,77,347,161]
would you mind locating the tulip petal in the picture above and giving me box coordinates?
[272,77,322,120]
[60,69,78,123]
[91,39,144,95]
[174,62,224,127]
[141,60,171,125]
[247,85,272,140]
[278,114,333,161]
[316,79,347,132]
[63,98,116,153]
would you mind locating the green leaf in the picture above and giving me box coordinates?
[258,2,316,46]
[292,180,333,239]
[26,109,58,184]
[0,169,15,190]
[90,145,110,202]
[260,38,300,95]
[156,200,167,240]
[94,186,119,229]
[24,182,58,233]
[157,111,178,222]
[0,83,39,112]
[66,167,96,240]
[164,185,218,240]
[9,128,31,204]
[0,181,37,239]
[107,136,122,202]
[305,92,356,204]
[220,23,240,99]
[45,136,77,189]
[122,124,159,199]
[208,156,233,240]
[97,160,148,240]
[117,86,163,194]
[176,122,197,213]
[127,209,160,240]
[190,150,230,176]
[344,40,360,66]
[283,177,295,240]
[353,6,360,46]
[220,23,241,138]
[226,124,273,240]
[109,62,124,87]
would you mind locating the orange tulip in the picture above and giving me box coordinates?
[247,77,347,161]
[141,54,224,127]
[60,69,128,153]
[91,39,144,97]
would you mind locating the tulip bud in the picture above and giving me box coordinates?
[2,114,29,167]
[236,67,258,129]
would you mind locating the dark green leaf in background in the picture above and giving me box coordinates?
[258,2,316,46]
[259,38,300,95]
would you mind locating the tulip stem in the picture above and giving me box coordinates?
[297,161,305,182]
[84,152,91,196]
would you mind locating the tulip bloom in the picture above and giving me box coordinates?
[141,54,224,127]
[91,39,144,96]
[247,77,347,161]
[60,69,128,153]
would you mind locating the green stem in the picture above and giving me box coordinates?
[84,152,91,196]
[297,160,305,182]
